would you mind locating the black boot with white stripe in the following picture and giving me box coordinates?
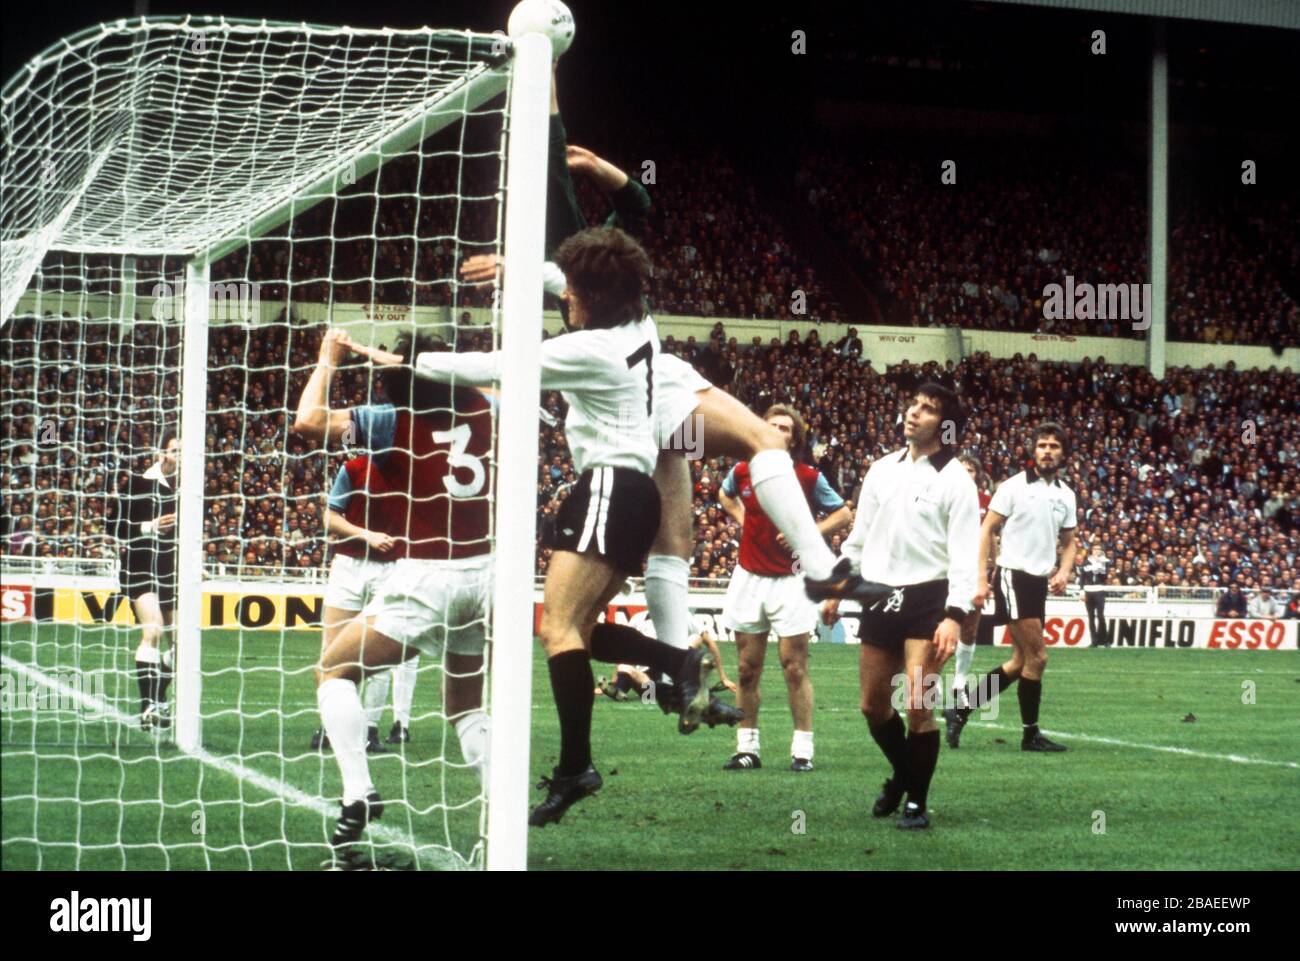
[722,752,761,770]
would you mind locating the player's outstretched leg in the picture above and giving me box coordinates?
[589,622,714,733]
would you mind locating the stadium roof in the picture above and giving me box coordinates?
[975,0,1300,30]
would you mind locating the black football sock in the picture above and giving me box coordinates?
[614,672,636,695]
[134,661,158,712]
[1019,677,1043,740]
[866,710,909,784]
[904,729,941,811]
[548,650,595,777]
[589,623,688,678]
[969,666,1018,709]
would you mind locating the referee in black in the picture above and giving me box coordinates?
[111,429,181,728]
[822,383,981,830]
[1079,542,1111,647]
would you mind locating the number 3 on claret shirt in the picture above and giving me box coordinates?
[626,341,654,416]
[432,424,487,498]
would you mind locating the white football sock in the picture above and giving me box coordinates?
[317,678,373,804]
[362,669,391,728]
[737,726,760,756]
[392,656,419,726]
[747,449,836,580]
[160,646,174,671]
[791,729,814,761]
[954,641,976,691]
[644,554,691,650]
[455,711,490,784]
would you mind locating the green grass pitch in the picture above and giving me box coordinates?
[3,623,1297,870]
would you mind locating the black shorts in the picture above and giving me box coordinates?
[993,567,1048,624]
[857,579,948,652]
[121,552,177,608]
[554,466,661,575]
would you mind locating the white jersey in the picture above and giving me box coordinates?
[988,468,1077,577]
[415,317,660,476]
[840,446,981,615]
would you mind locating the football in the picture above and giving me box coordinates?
[507,0,575,57]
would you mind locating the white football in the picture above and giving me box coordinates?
[507,0,575,57]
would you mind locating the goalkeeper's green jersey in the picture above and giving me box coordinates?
[546,114,651,256]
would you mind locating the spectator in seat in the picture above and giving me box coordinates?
[1246,588,1283,620]
[1215,584,1248,618]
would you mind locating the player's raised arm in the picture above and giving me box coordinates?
[293,329,358,445]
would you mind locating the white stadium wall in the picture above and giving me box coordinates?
[15,289,1299,373]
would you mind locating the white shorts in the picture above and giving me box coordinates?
[721,566,818,638]
[653,353,711,451]
[324,554,392,611]
[362,556,492,659]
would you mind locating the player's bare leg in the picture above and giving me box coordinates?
[533,551,630,826]
[892,637,944,828]
[317,617,412,861]
[860,644,909,818]
[1006,618,1063,751]
[725,630,767,769]
[779,633,815,770]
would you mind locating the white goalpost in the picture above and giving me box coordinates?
[1,16,549,870]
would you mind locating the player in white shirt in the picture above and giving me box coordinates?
[968,422,1078,752]
[358,228,721,826]
[822,383,981,829]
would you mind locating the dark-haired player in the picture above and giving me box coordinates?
[294,329,494,863]
[967,423,1077,752]
[356,227,722,828]
[110,429,180,729]
[822,384,980,829]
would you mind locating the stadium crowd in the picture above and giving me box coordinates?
[4,303,1300,610]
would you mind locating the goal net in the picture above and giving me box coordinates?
[1,15,549,871]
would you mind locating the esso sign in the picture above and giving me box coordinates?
[1,585,32,622]
[1207,620,1286,650]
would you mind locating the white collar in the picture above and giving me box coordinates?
[144,461,173,489]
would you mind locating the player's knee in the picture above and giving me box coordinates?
[905,706,931,730]
[1029,647,1048,671]
[538,615,579,655]
[319,662,361,686]
[738,660,762,690]
[139,625,162,647]
[779,657,807,687]
[860,700,891,725]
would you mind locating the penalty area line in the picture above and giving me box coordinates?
[0,654,471,871]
